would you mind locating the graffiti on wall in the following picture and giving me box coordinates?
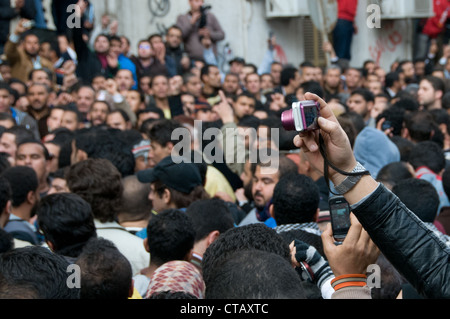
[368,21,403,65]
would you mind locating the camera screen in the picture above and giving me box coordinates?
[303,105,319,129]
[331,203,351,234]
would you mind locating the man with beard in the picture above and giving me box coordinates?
[87,100,110,127]
[26,83,52,138]
[2,165,41,245]
[238,153,298,227]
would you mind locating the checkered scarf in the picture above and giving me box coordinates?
[145,261,205,299]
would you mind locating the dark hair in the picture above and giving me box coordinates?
[376,162,414,189]
[146,119,182,147]
[3,126,35,145]
[0,176,11,213]
[351,88,375,103]
[338,111,366,135]
[272,174,320,225]
[74,127,136,177]
[1,166,38,207]
[186,198,235,242]
[299,81,324,99]
[403,111,438,143]
[118,175,152,223]
[205,249,306,299]
[408,141,446,174]
[385,72,400,88]
[376,106,406,136]
[75,238,132,299]
[280,67,298,87]
[392,178,440,223]
[201,223,291,287]
[0,246,79,299]
[152,180,210,210]
[146,209,195,266]
[422,75,446,93]
[37,193,97,258]
[0,229,13,254]
[17,138,51,161]
[66,158,123,223]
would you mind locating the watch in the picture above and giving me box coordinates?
[334,162,368,195]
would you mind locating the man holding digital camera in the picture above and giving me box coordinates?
[176,0,225,62]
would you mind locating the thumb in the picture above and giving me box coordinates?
[318,116,340,136]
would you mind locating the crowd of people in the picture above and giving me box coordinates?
[0,0,450,301]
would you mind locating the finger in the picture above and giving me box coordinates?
[304,92,337,122]
[321,222,336,252]
[343,213,363,244]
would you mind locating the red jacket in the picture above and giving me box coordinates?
[423,0,450,38]
[338,0,359,22]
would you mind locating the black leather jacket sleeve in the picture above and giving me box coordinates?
[352,183,450,299]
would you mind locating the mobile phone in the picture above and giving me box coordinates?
[22,20,35,29]
[329,196,351,243]
[382,120,392,131]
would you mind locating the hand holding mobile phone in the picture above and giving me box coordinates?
[329,196,351,244]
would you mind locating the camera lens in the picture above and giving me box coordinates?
[281,109,295,131]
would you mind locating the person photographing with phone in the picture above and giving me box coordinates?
[4,18,54,83]
[289,92,450,299]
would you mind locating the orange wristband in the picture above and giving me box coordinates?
[331,274,367,291]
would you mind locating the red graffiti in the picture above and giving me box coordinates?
[369,28,403,65]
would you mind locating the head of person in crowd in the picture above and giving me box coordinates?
[115,69,135,93]
[185,198,235,265]
[74,85,96,117]
[145,119,183,167]
[137,107,165,130]
[270,173,320,226]
[250,153,298,212]
[418,76,445,111]
[126,89,146,114]
[0,246,80,299]
[201,64,222,96]
[137,156,209,213]
[392,178,440,224]
[408,141,446,176]
[117,175,153,234]
[354,127,401,178]
[37,193,97,263]
[93,33,111,55]
[87,100,111,127]
[75,237,134,299]
[182,72,203,98]
[223,72,241,96]
[402,110,442,145]
[47,167,70,195]
[0,125,35,166]
[106,109,132,131]
[144,209,196,272]
[66,158,123,224]
[201,223,291,291]
[345,67,363,91]
[396,60,416,85]
[0,176,11,230]
[60,104,83,132]
[376,161,415,190]
[347,88,375,123]
[232,92,257,122]
[26,82,51,115]
[70,128,135,177]
[0,82,13,114]
[145,260,205,299]
[15,139,52,196]
[46,106,65,135]
[205,249,306,299]
[0,113,16,130]
[280,66,302,95]
[300,61,316,83]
